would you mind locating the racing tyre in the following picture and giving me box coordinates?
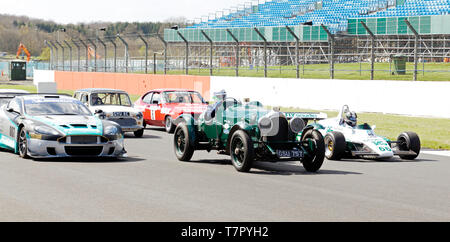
[174,123,194,162]
[165,116,176,133]
[230,130,254,173]
[324,131,346,160]
[301,129,325,172]
[18,127,29,159]
[134,128,144,138]
[397,132,421,160]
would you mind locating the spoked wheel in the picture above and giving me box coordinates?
[173,123,194,161]
[165,116,176,133]
[230,130,253,172]
[18,128,29,159]
[301,129,325,172]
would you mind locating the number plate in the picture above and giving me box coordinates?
[276,150,304,158]
[113,112,130,117]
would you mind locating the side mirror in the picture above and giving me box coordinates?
[205,101,210,105]
[7,108,14,113]
[152,100,159,105]
[95,109,104,114]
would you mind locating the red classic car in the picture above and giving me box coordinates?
[134,89,209,133]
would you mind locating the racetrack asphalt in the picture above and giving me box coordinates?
[0,127,449,222]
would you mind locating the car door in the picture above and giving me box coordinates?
[0,98,23,150]
[139,92,153,123]
[147,92,163,126]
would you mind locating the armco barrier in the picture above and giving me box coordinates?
[34,70,211,100]
[210,76,450,119]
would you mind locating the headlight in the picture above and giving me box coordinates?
[289,117,306,134]
[135,112,143,120]
[34,126,60,136]
[97,113,107,120]
[104,125,119,135]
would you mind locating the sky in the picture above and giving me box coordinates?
[0,0,254,24]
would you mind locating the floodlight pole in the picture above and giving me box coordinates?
[226,29,240,77]
[138,34,149,74]
[107,37,117,73]
[78,39,89,72]
[254,27,268,78]
[44,41,53,70]
[63,40,73,71]
[286,26,300,78]
[87,39,97,72]
[157,33,168,74]
[360,21,376,80]
[117,35,129,73]
[55,41,65,71]
[71,39,81,72]
[201,30,214,76]
[177,31,189,75]
[321,24,334,79]
[404,19,420,81]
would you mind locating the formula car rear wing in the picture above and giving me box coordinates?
[284,112,328,121]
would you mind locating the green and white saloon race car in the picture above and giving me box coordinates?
[305,105,421,161]
[0,94,127,159]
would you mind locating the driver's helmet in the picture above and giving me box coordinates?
[344,111,358,127]
[213,90,227,102]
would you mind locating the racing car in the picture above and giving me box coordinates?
[73,89,145,137]
[172,94,327,173]
[0,89,29,106]
[134,89,208,133]
[0,94,127,159]
[306,105,421,161]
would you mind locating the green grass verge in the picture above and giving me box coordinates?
[1,85,449,150]
[148,62,450,81]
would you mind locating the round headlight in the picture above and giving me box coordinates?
[136,112,143,120]
[289,117,306,134]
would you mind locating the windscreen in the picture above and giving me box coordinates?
[24,98,92,116]
[163,91,205,104]
[91,92,132,107]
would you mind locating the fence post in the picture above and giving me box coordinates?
[87,39,97,72]
[360,21,376,80]
[71,39,81,72]
[156,33,168,75]
[97,37,107,73]
[55,41,65,71]
[404,19,420,81]
[78,39,89,72]
[63,40,72,72]
[286,26,300,79]
[201,30,214,76]
[321,25,334,79]
[254,27,268,78]
[107,37,117,73]
[117,35,129,73]
[226,29,240,77]
[48,41,59,71]
[138,34,149,74]
[44,41,53,70]
[177,31,189,75]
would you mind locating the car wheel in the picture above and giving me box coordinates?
[301,129,325,172]
[397,132,421,160]
[18,127,29,159]
[134,128,144,138]
[230,130,253,172]
[165,116,176,133]
[324,131,346,160]
[174,123,194,162]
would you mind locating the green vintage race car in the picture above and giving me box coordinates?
[172,98,327,173]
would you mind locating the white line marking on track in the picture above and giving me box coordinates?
[422,151,450,158]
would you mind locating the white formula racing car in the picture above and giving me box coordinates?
[312,105,421,161]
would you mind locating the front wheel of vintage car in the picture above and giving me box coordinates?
[230,130,254,173]
[18,128,29,159]
[174,123,194,162]
[165,116,176,133]
[134,128,144,138]
[397,132,421,160]
[324,131,346,160]
[301,129,325,172]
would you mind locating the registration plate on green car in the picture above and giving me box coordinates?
[276,150,304,158]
